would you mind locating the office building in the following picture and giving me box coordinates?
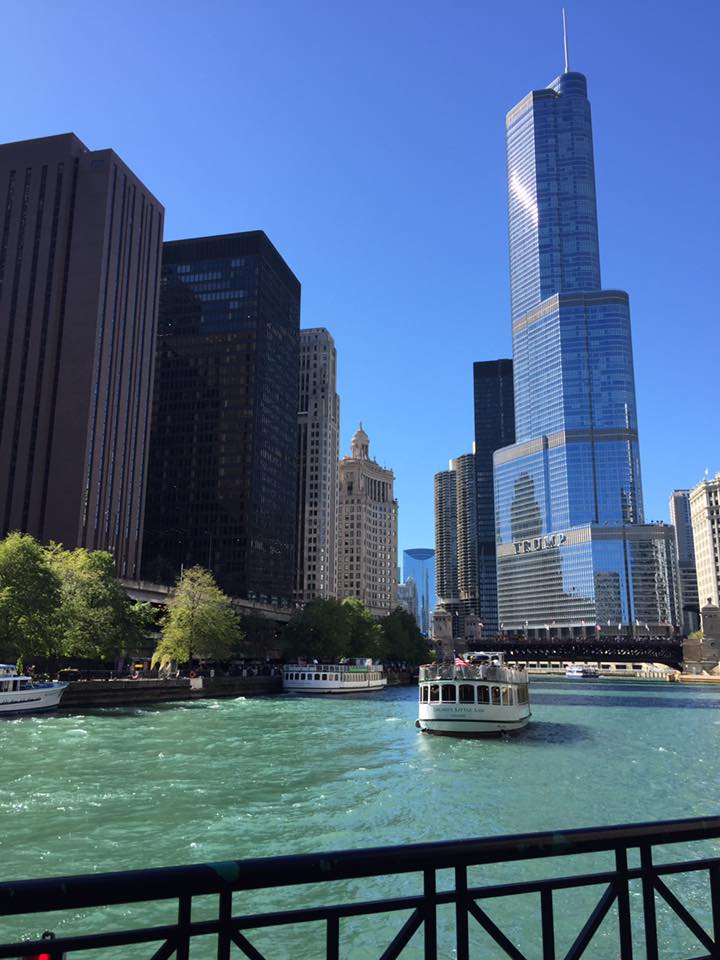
[142,231,300,603]
[294,327,340,603]
[473,360,515,635]
[337,425,398,616]
[0,133,163,577]
[434,467,459,627]
[690,474,720,609]
[396,577,419,624]
[669,489,700,634]
[402,548,435,635]
[493,56,678,634]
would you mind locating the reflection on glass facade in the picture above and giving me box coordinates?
[494,70,678,634]
[142,231,300,603]
[403,548,436,636]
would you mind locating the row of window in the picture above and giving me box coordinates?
[420,683,529,705]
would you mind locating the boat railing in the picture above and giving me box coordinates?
[418,663,527,683]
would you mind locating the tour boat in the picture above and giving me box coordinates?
[565,664,600,679]
[416,652,530,737]
[283,659,387,694]
[0,664,68,716]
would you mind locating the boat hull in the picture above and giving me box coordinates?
[284,679,387,694]
[417,709,530,737]
[0,683,68,716]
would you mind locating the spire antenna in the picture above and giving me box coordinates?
[562,7,570,73]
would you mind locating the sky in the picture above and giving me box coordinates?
[2,0,718,556]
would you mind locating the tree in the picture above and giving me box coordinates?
[152,567,243,666]
[49,546,153,660]
[342,597,383,658]
[380,607,431,664]
[282,599,351,661]
[0,532,61,659]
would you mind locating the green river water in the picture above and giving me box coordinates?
[2,680,720,958]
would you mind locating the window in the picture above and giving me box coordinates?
[459,685,475,703]
[429,684,440,702]
[517,685,528,704]
[421,685,429,703]
[441,685,456,703]
[478,686,490,704]
[300,673,306,680]
[491,686,501,705]
[501,687,512,705]
[314,674,320,680]
[322,674,327,680]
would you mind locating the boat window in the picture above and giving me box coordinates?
[501,687,510,705]
[322,674,327,680]
[517,685,528,704]
[477,686,489,704]
[491,686,501,705]
[429,684,440,702]
[314,674,320,680]
[441,685,456,702]
[458,684,475,703]
[632,664,642,670]
[421,685,429,702]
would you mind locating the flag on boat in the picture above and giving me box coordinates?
[454,656,470,667]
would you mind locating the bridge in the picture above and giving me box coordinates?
[119,579,294,624]
[488,637,685,669]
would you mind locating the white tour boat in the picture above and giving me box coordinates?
[0,664,68,716]
[283,659,387,694]
[416,652,530,737]
[565,664,600,679]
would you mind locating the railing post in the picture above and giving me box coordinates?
[327,915,340,960]
[640,845,658,960]
[615,848,633,960]
[711,865,720,955]
[455,864,469,960]
[217,888,232,960]
[541,887,555,960]
[424,868,437,960]
[177,893,191,960]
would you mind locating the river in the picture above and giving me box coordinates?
[2,679,719,957]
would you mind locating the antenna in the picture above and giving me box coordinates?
[562,7,570,73]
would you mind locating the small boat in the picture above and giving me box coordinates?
[0,664,68,716]
[416,652,531,737]
[283,659,387,694]
[565,664,600,679]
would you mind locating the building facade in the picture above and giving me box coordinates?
[690,474,720,609]
[0,133,163,577]
[337,425,398,617]
[402,548,435,635]
[493,67,678,635]
[396,577,419,624]
[669,489,700,634]
[434,466,459,626]
[473,360,515,635]
[294,327,340,603]
[142,231,300,603]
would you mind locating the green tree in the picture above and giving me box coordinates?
[152,567,243,666]
[342,597,383,658]
[282,599,351,661]
[380,607,431,664]
[50,546,153,660]
[0,532,61,659]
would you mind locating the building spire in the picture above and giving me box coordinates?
[562,7,570,73]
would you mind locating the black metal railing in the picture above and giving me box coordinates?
[2,816,720,959]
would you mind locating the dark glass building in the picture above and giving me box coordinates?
[0,134,163,577]
[494,65,678,635]
[403,548,436,636]
[143,231,300,603]
[473,360,515,635]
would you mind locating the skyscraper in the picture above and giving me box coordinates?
[142,231,300,603]
[0,134,163,577]
[434,467,459,623]
[337,425,398,616]
[402,548,436,635]
[689,474,720,610]
[494,53,678,635]
[434,453,479,638]
[669,489,700,634]
[473,360,515,635]
[294,327,340,603]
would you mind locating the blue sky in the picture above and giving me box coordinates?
[3,0,717,555]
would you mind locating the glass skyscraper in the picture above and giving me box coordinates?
[494,66,678,636]
[403,548,436,636]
